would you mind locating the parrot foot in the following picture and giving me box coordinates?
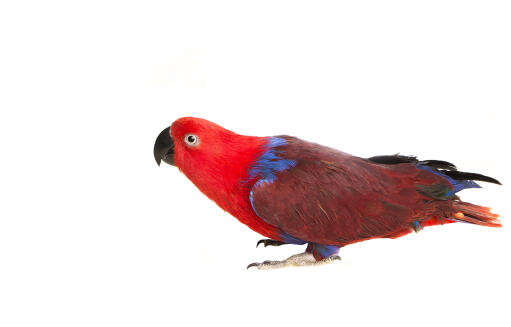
[246,252,341,270]
[256,239,287,248]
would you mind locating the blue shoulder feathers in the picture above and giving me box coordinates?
[247,137,296,184]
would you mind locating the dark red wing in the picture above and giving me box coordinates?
[249,136,453,246]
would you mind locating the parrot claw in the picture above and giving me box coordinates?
[256,239,287,248]
[247,253,341,270]
[246,260,278,269]
[246,262,259,269]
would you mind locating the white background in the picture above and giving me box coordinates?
[1,1,510,326]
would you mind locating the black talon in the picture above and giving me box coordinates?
[330,255,341,261]
[247,262,260,269]
[256,239,288,248]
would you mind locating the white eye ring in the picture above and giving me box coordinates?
[184,133,199,146]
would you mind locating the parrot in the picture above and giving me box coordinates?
[154,117,501,269]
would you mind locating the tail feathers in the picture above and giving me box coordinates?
[452,201,501,227]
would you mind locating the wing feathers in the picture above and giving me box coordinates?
[250,138,451,245]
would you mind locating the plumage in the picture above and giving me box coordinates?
[154,117,501,267]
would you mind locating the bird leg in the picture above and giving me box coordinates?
[256,239,288,247]
[247,252,341,270]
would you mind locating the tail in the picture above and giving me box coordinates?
[452,201,501,227]
[367,154,502,228]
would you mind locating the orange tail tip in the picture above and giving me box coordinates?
[452,201,501,227]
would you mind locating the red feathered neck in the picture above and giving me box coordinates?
[170,117,283,239]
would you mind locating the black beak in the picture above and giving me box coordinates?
[154,127,175,166]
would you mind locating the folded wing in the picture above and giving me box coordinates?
[249,136,458,246]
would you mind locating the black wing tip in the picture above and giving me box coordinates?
[367,155,457,170]
[368,154,501,185]
[478,175,502,185]
[443,170,502,185]
[418,160,457,171]
[367,155,418,165]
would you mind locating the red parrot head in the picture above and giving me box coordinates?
[154,117,266,193]
[154,117,238,167]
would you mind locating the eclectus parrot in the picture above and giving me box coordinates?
[154,117,501,269]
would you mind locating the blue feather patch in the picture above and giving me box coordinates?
[280,232,307,245]
[412,221,423,232]
[417,165,481,195]
[310,243,339,258]
[247,137,297,183]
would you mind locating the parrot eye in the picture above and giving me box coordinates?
[184,134,199,146]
